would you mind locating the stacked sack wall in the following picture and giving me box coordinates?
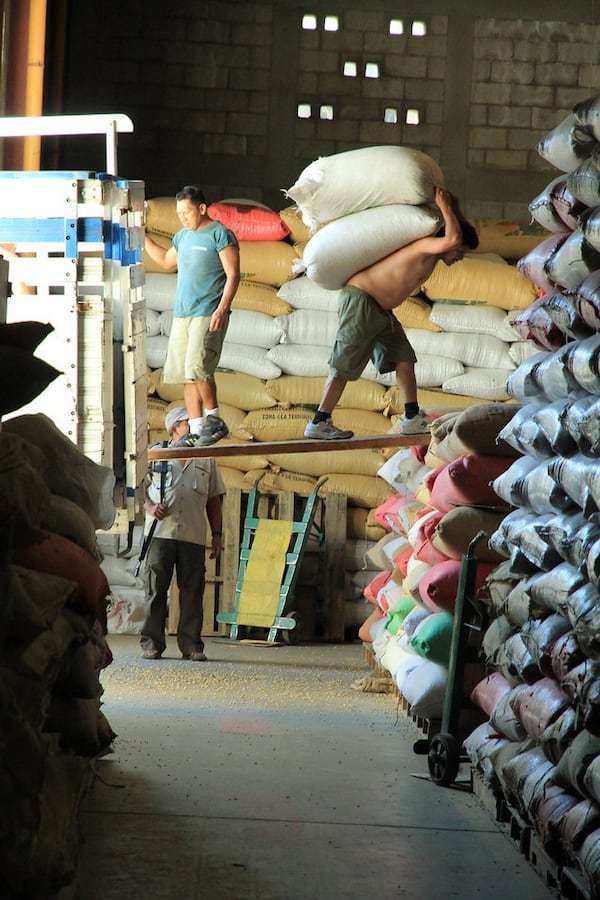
[138,153,546,641]
[462,94,600,895]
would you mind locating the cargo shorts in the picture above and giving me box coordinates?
[328,285,416,381]
[163,313,229,383]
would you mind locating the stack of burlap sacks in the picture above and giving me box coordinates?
[1,323,116,898]
[140,147,548,636]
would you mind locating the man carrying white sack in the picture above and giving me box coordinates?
[304,187,479,440]
[144,185,240,447]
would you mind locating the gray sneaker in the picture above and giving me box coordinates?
[399,410,430,435]
[304,418,354,440]
[195,415,229,446]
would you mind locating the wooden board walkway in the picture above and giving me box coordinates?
[147,432,430,461]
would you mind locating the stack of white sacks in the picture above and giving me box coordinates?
[459,95,600,890]
[120,147,545,638]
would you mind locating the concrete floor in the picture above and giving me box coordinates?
[76,635,554,900]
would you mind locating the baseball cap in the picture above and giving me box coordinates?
[165,406,189,433]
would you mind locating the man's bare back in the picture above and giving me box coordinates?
[346,186,466,311]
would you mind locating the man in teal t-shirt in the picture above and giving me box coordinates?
[145,185,240,446]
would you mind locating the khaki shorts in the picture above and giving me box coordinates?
[328,285,416,381]
[162,314,229,384]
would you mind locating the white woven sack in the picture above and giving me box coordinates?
[406,328,516,370]
[400,660,448,718]
[146,334,170,368]
[266,343,330,376]
[294,203,442,290]
[225,309,285,349]
[146,306,161,336]
[219,343,282,379]
[277,275,340,311]
[276,308,339,348]
[144,273,177,311]
[285,145,444,229]
[442,368,511,401]
[430,302,520,342]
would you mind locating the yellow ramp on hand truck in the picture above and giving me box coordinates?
[236,518,294,628]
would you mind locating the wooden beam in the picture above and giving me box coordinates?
[147,432,430,461]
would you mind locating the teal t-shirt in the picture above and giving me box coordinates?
[173,221,238,317]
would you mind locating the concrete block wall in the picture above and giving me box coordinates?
[55,1,600,220]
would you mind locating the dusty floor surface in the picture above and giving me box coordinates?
[75,635,554,900]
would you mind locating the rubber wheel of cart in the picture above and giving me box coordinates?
[281,612,299,644]
[427,733,460,786]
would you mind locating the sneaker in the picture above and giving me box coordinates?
[171,432,203,448]
[399,410,430,435]
[142,648,162,660]
[304,418,354,440]
[194,415,229,446]
[182,651,208,662]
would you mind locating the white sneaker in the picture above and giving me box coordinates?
[304,418,354,440]
[399,410,430,435]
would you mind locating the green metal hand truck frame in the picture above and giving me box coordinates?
[217,474,328,644]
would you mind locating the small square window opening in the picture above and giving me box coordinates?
[320,105,334,120]
[412,21,427,36]
[389,19,404,35]
[297,104,312,119]
[343,61,357,77]
[302,14,317,30]
[406,108,420,125]
[384,108,398,124]
[324,15,339,31]
[364,62,379,79]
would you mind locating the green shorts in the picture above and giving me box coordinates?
[328,285,416,381]
[162,314,229,384]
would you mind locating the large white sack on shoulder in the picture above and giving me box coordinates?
[277,275,340,311]
[442,368,511,401]
[406,328,516,370]
[430,302,515,339]
[276,307,339,348]
[143,272,177,311]
[219,343,282,380]
[225,308,285,349]
[300,203,442,290]
[536,113,597,172]
[146,334,169,368]
[284,145,444,229]
[266,343,329,376]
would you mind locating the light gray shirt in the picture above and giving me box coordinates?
[144,456,225,546]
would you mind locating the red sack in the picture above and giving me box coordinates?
[208,200,291,241]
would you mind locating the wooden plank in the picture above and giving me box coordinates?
[147,431,429,461]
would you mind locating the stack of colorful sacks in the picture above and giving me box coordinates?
[463,94,600,891]
[357,402,519,720]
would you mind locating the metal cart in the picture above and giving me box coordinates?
[217,474,327,644]
[414,530,489,786]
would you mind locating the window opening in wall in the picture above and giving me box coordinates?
[406,108,420,125]
[297,103,312,119]
[324,15,339,31]
[320,105,334,120]
[343,61,357,77]
[389,19,404,35]
[384,108,398,124]
[302,14,317,30]
[411,21,427,36]
[364,62,379,79]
